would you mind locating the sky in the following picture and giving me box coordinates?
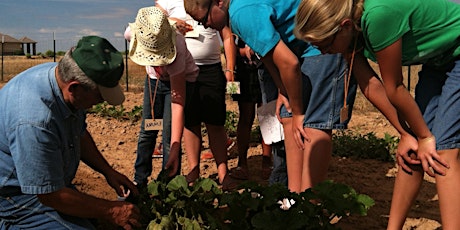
[0,0,154,53]
[1,0,460,54]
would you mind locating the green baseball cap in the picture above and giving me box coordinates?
[72,36,125,105]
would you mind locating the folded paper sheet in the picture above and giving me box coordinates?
[256,100,284,144]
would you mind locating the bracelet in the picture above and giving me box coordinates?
[419,135,435,144]
[224,69,237,74]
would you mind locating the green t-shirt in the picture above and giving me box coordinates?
[362,0,460,66]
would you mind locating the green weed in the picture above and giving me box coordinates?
[87,102,142,121]
[332,130,398,162]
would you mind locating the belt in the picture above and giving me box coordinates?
[0,186,22,197]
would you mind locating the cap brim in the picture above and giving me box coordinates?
[98,84,125,105]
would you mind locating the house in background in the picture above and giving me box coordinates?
[0,33,37,55]
[20,37,37,55]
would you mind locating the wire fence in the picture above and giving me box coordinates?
[1,32,418,92]
[0,38,147,92]
[1,31,129,55]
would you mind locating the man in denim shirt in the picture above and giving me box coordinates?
[0,36,141,230]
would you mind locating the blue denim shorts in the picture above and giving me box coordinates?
[258,67,279,104]
[415,59,460,150]
[279,54,357,130]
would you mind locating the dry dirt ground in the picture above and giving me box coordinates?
[73,91,442,230]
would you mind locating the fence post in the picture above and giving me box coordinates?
[124,37,129,92]
[53,32,56,63]
[1,36,4,82]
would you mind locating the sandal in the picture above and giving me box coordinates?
[200,151,214,160]
[229,166,249,180]
[152,144,163,158]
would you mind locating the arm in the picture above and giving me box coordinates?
[220,26,236,81]
[164,72,187,177]
[353,53,420,172]
[80,130,139,196]
[262,40,307,148]
[37,187,140,229]
[155,2,192,35]
[375,39,448,176]
[169,17,193,35]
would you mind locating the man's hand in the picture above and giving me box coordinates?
[107,201,141,230]
[105,170,139,198]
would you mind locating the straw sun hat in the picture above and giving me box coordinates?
[128,6,176,66]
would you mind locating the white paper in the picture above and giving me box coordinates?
[144,119,163,130]
[256,100,284,144]
[184,29,199,38]
[226,81,240,94]
[184,16,200,38]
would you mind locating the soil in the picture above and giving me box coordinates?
[72,91,442,230]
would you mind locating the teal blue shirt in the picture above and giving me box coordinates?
[229,0,320,59]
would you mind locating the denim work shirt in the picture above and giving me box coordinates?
[0,63,86,195]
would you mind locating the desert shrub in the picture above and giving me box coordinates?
[13,50,24,55]
[45,50,54,57]
[332,130,398,162]
[87,101,142,121]
[250,125,261,143]
[224,110,238,137]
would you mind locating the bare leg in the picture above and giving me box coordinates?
[236,101,256,168]
[206,124,229,183]
[436,148,460,230]
[184,125,202,183]
[299,128,332,191]
[261,139,272,180]
[387,163,424,230]
[262,140,272,158]
[282,117,303,193]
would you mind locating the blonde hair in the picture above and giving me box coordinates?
[294,0,364,42]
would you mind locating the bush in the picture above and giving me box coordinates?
[224,110,238,137]
[87,102,142,121]
[127,171,374,230]
[332,130,398,162]
[45,50,54,57]
[221,180,374,230]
